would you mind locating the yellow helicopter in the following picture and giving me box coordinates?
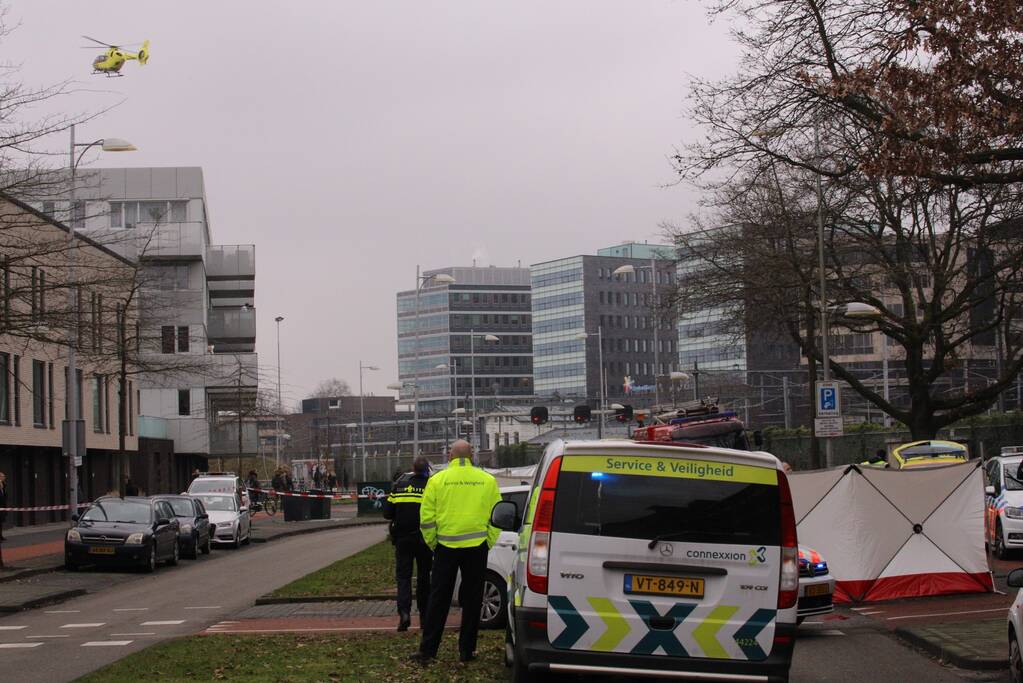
[83,36,149,76]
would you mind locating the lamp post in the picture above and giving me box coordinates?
[613,259,666,407]
[412,268,455,456]
[274,316,284,466]
[575,327,606,438]
[469,330,499,452]
[358,361,378,464]
[434,363,454,453]
[812,120,834,466]
[66,124,136,519]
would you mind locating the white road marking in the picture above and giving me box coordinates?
[140,620,185,626]
[859,610,884,615]
[206,626,421,634]
[849,607,869,611]
[814,629,846,636]
[0,643,43,648]
[26,635,69,639]
[184,606,221,610]
[82,640,133,647]
[113,608,148,612]
[0,626,27,631]
[110,632,155,637]
[60,623,105,629]
[886,607,1008,621]
[44,610,80,614]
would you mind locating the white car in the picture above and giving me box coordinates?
[797,546,835,623]
[194,493,251,548]
[453,484,530,629]
[188,472,250,509]
[985,455,1023,559]
[1007,568,1023,682]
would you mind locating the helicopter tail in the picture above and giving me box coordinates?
[137,40,150,65]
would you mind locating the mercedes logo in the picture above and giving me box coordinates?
[100,536,107,541]
[659,543,674,557]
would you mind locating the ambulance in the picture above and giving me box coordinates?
[491,439,798,682]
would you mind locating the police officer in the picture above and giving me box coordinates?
[411,440,501,664]
[382,457,433,632]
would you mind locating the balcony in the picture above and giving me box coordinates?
[205,352,258,388]
[137,222,207,260]
[207,245,255,279]
[209,420,259,455]
[208,307,256,352]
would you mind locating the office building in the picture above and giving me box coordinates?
[531,242,677,405]
[395,266,533,453]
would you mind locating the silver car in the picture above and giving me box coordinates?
[194,493,251,548]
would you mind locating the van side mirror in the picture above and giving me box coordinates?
[1009,568,1023,589]
[490,500,519,531]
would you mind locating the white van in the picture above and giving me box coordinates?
[491,439,799,682]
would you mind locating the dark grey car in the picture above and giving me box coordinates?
[156,495,213,559]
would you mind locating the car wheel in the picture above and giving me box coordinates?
[232,530,240,549]
[167,540,179,566]
[64,552,77,572]
[241,529,250,546]
[201,534,211,555]
[190,535,200,559]
[997,523,1011,560]
[1012,629,1023,683]
[144,544,157,573]
[480,571,507,629]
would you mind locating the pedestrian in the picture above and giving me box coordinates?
[124,478,139,497]
[313,465,323,489]
[284,470,294,492]
[0,470,7,541]
[271,468,285,493]
[411,440,501,665]
[327,471,337,492]
[383,457,433,632]
[246,470,260,505]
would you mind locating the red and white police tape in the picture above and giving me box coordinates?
[246,487,383,500]
[0,502,91,512]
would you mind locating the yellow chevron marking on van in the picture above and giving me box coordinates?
[562,456,777,486]
[587,597,629,651]
[693,605,739,659]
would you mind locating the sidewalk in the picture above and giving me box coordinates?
[202,600,461,635]
[894,619,1005,670]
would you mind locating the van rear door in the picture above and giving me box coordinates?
[546,451,782,661]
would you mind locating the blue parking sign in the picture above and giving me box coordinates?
[816,382,840,417]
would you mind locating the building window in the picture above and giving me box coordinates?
[42,201,55,217]
[30,266,38,320]
[48,363,54,429]
[598,291,604,304]
[178,389,190,416]
[0,353,8,424]
[39,270,46,319]
[128,380,134,436]
[92,376,104,432]
[177,325,189,352]
[12,355,19,426]
[32,360,45,427]
[161,326,175,353]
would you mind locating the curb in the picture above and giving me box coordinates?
[0,563,65,584]
[0,588,87,613]
[250,519,387,544]
[895,627,1006,671]
[255,594,395,605]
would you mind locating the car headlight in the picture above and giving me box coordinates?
[67,529,81,543]
[125,532,146,545]
[180,524,193,534]
[1007,507,1023,520]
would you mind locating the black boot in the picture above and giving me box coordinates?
[397,611,411,632]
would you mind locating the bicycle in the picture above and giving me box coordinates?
[247,489,278,517]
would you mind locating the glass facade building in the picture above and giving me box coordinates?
[395,266,532,451]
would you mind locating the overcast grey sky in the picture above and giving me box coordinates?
[6,1,737,406]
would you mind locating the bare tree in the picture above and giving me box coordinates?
[310,377,352,398]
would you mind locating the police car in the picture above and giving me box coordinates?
[797,546,834,623]
[491,439,798,682]
[985,450,1023,560]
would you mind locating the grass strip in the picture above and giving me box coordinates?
[76,631,506,682]
[270,540,396,598]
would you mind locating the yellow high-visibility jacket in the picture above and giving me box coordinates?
[420,457,502,550]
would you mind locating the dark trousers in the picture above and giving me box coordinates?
[395,535,433,617]
[419,541,488,658]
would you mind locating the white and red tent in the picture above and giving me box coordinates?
[789,460,992,603]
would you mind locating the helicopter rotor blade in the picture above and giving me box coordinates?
[82,35,115,48]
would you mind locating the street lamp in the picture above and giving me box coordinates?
[435,363,455,454]
[66,124,136,518]
[469,331,499,452]
[669,371,692,409]
[358,361,379,466]
[613,260,668,407]
[575,328,607,438]
[412,268,456,457]
[274,316,284,467]
[830,302,890,426]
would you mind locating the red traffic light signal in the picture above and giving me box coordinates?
[530,406,549,425]
[573,405,592,423]
[615,404,634,423]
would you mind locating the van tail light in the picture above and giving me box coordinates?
[526,457,562,595]
[777,470,799,609]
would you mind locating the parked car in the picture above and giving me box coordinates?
[986,453,1023,559]
[494,439,798,682]
[453,484,530,629]
[188,472,249,509]
[65,496,180,572]
[156,495,213,558]
[194,493,251,548]
[797,546,835,623]
[1006,567,1023,682]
